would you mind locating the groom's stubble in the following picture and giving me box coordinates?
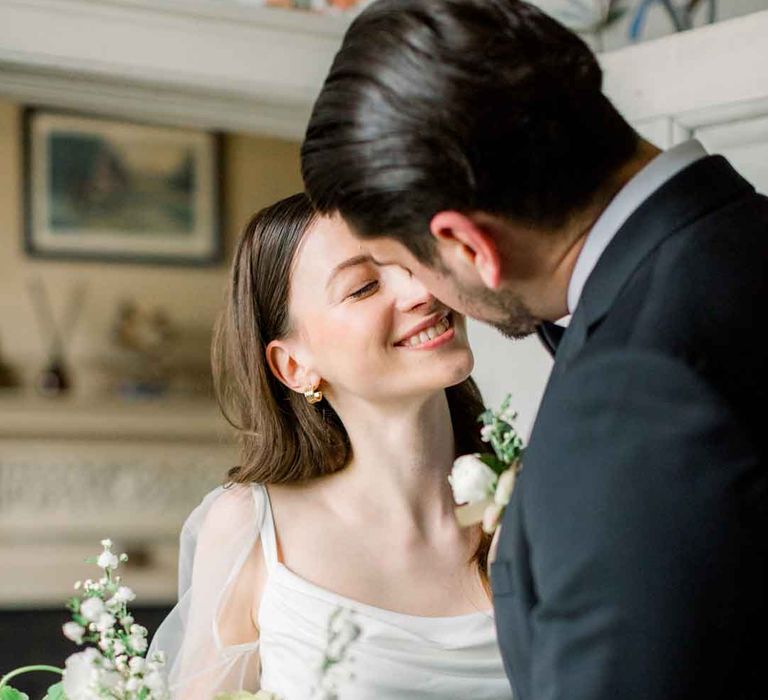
[455,280,539,341]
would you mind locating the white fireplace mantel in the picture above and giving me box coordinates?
[0,0,351,139]
[2,2,768,140]
[0,393,236,605]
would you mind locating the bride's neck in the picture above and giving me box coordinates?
[324,391,457,530]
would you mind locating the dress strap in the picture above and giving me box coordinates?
[256,483,279,574]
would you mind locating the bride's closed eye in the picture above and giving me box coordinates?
[348,281,379,300]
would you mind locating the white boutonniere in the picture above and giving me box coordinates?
[449,395,524,534]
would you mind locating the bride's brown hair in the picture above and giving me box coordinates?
[212,192,491,584]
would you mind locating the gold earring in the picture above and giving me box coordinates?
[304,386,323,405]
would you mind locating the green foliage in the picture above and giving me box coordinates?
[478,394,525,468]
[42,682,66,700]
[0,687,30,700]
[478,453,507,475]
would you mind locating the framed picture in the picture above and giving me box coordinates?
[23,109,222,266]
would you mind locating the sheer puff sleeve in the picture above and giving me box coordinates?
[148,484,267,699]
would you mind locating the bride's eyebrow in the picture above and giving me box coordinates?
[326,254,388,289]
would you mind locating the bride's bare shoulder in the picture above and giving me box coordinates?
[197,483,263,539]
[195,483,268,643]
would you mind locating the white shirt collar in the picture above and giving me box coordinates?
[565,139,708,316]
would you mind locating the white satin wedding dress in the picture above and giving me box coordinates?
[148,483,513,699]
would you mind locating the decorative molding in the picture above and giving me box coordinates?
[0,0,348,138]
[0,442,231,538]
[0,397,236,604]
[2,2,767,139]
[601,10,768,125]
[0,63,312,139]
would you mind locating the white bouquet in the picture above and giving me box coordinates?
[0,540,361,700]
[0,539,169,700]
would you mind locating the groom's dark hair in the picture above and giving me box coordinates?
[302,0,639,262]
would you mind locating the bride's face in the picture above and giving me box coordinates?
[281,214,473,404]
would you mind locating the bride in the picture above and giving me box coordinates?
[149,193,512,699]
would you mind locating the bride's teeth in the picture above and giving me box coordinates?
[399,316,452,347]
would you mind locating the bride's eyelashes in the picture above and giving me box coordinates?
[347,280,379,300]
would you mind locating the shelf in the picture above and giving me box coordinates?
[0,391,234,442]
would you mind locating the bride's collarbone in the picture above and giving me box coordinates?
[266,488,488,616]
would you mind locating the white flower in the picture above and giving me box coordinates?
[80,597,105,622]
[63,648,103,700]
[84,579,103,593]
[130,623,148,636]
[326,609,360,660]
[112,639,126,656]
[144,670,168,694]
[99,669,121,691]
[114,586,136,603]
[480,425,494,442]
[128,657,146,674]
[62,621,86,644]
[95,612,116,633]
[100,538,113,548]
[149,650,166,666]
[130,634,148,654]
[494,467,518,507]
[448,455,498,504]
[120,614,134,628]
[125,677,142,693]
[97,551,119,570]
[500,407,517,424]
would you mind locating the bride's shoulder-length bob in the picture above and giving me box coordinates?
[211,192,490,579]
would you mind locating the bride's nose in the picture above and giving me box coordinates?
[392,267,434,312]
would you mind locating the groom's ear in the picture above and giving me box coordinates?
[429,211,502,289]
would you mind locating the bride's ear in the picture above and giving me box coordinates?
[266,339,319,395]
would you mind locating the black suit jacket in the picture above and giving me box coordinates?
[492,155,768,700]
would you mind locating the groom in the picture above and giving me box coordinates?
[301,1,767,698]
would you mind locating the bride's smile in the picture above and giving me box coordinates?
[394,311,454,349]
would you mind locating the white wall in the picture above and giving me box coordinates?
[534,0,768,52]
[468,323,553,440]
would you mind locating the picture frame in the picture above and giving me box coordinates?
[23,108,223,266]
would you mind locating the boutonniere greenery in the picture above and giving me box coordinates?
[449,395,525,534]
